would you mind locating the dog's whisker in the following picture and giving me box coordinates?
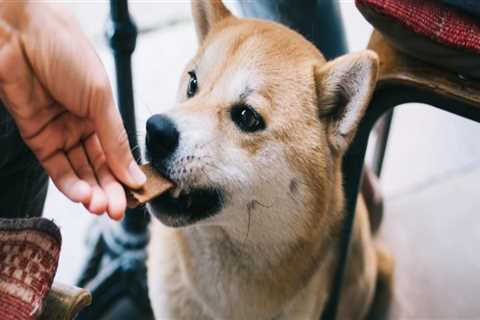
[135,98,155,117]
[251,199,273,209]
[201,156,227,169]
[244,202,253,243]
[203,162,222,171]
[196,136,221,150]
[200,167,216,187]
[201,165,245,189]
[295,178,311,188]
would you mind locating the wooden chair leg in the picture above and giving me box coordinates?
[40,283,92,320]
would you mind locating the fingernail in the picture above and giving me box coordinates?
[128,161,147,185]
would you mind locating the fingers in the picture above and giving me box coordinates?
[0,2,144,216]
[85,134,127,220]
[17,7,146,190]
[42,152,92,204]
[45,137,127,220]
[67,144,108,215]
[91,100,146,190]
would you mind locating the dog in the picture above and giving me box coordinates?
[145,1,393,319]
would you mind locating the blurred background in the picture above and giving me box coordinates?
[45,1,480,318]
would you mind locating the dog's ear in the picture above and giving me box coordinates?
[191,0,232,43]
[315,51,379,153]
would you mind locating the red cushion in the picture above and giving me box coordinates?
[0,218,61,320]
[356,0,480,54]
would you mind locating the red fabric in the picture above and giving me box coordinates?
[0,219,61,320]
[356,0,480,54]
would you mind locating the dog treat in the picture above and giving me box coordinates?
[126,164,174,208]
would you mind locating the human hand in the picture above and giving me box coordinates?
[0,2,146,220]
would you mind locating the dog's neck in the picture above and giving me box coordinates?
[173,193,342,319]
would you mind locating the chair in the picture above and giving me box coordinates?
[325,9,480,320]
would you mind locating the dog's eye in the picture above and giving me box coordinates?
[230,104,265,133]
[187,71,198,98]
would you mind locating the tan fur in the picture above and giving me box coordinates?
[147,1,393,319]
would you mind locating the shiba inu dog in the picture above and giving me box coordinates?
[145,1,393,319]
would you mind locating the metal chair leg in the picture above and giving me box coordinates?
[372,110,394,177]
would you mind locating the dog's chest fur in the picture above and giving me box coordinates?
[147,219,339,320]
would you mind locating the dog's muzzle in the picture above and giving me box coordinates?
[145,114,224,227]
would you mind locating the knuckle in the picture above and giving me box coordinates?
[91,153,106,171]
[76,163,92,177]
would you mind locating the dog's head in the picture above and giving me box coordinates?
[145,0,378,238]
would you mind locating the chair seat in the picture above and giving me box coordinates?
[368,31,480,108]
[357,0,480,79]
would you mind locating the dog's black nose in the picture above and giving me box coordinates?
[146,114,179,160]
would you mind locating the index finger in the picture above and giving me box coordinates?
[90,93,146,189]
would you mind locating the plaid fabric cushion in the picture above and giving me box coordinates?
[356,0,480,54]
[0,218,61,320]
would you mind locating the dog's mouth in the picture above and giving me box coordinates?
[148,165,224,227]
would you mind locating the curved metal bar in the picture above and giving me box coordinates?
[107,0,150,233]
[324,83,480,320]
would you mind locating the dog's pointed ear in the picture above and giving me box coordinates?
[315,51,379,153]
[191,0,233,43]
